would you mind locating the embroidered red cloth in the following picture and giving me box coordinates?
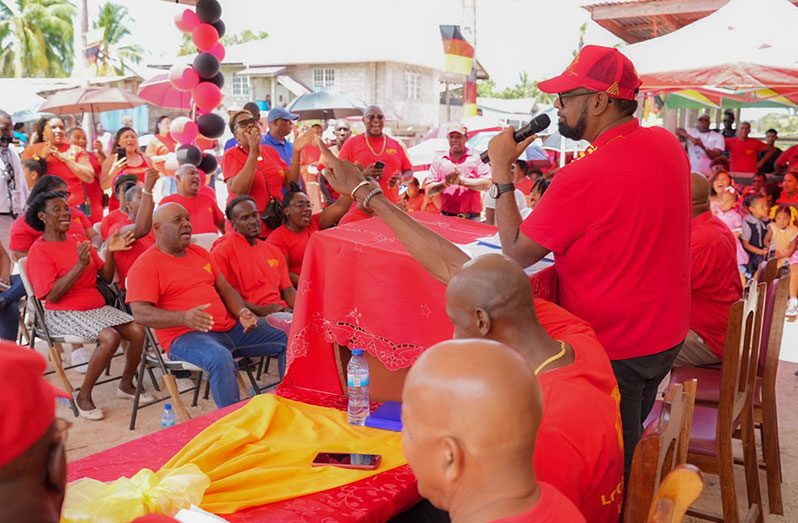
[284,213,558,394]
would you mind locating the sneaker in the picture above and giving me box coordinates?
[787,299,798,318]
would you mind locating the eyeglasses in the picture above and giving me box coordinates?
[234,117,258,130]
[365,114,385,121]
[556,91,597,107]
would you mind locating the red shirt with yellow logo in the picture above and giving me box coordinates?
[211,232,293,309]
[126,244,236,350]
[108,218,155,289]
[337,134,412,203]
[534,299,625,523]
[161,192,224,235]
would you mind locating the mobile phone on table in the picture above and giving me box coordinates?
[311,452,382,470]
[115,147,126,159]
[373,161,385,169]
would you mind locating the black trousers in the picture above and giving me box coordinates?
[610,342,683,481]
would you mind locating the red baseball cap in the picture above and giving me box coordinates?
[0,342,70,468]
[538,45,642,101]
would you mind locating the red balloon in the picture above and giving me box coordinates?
[174,8,200,32]
[168,63,199,92]
[192,23,219,52]
[208,43,225,62]
[192,82,223,112]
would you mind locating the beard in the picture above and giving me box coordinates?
[558,104,589,141]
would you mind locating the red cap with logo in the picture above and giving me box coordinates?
[0,342,70,468]
[538,45,642,101]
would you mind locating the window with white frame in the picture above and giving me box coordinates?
[405,70,421,100]
[313,68,336,91]
[232,74,250,97]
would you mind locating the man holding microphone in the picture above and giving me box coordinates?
[489,45,691,478]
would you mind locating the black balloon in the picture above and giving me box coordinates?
[208,71,224,89]
[198,152,218,174]
[212,19,226,38]
[196,0,222,24]
[193,52,220,80]
[176,144,202,166]
[197,112,226,139]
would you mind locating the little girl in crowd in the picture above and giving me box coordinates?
[740,194,771,279]
[714,188,748,271]
[709,171,734,214]
[767,206,798,317]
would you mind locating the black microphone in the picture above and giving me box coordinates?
[479,113,551,164]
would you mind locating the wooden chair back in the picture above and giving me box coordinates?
[717,281,762,429]
[646,464,704,523]
[758,276,789,382]
[761,257,779,286]
[623,380,698,523]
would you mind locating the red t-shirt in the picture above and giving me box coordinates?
[534,299,624,523]
[725,137,766,174]
[109,158,151,211]
[28,235,105,311]
[84,152,105,224]
[521,119,691,360]
[337,134,412,203]
[160,193,224,234]
[101,209,128,240]
[211,233,292,308]
[266,215,321,276]
[690,212,743,358]
[300,144,321,165]
[338,205,373,226]
[222,144,287,214]
[516,177,535,196]
[126,244,236,351]
[490,482,586,523]
[9,209,89,253]
[775,144,798,170]
[108,218,156,289]
[404,193,440,213]
[21,142,88,207]
[776,191,798,205]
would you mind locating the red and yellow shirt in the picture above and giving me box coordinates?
[28,235,105,311]
[338,134,412,203]
[266,215,321,276]
[126,244,236,351]
[161,193,224,235]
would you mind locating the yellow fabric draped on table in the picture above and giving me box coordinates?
[161,394,407,514]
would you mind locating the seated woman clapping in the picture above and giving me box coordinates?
[25,190,152,420]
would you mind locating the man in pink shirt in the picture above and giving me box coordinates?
[424,124,491,220]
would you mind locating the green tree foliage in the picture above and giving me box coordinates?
[476,72,554,103]
[758,112,798,137]
[178,29,269,56]
[92,2,143,76]
[0,0,75,77]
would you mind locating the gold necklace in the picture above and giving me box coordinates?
[534,340,567,375]
[364,134,387,156]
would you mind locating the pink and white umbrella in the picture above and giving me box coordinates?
[137,73,193,110]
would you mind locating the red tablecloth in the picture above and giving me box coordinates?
[284,213,557,394]
[67,386,420,522]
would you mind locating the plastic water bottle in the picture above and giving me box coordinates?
[347,349,370,426]
[161,403,176,429]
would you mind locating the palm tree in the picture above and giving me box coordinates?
[0,0,75,77]
[92,1,143,76]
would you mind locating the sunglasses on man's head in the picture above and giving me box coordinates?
[365,114,385,121]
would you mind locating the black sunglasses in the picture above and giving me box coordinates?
[235,117,258,130]
[557,91,597,107]
[365,114,385,121]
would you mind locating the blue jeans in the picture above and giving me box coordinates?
[0,275,25,341]
[169,320,287,408]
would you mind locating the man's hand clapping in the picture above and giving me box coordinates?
[184,303,214,332]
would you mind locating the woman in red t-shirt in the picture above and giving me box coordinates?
[145,115,178,196]
[777,171,798,205]
[101,127,152,211]
[400,177,440,214]
[267,190,352,285]
[67,127,106,224]
[25,191,151,420]
[20,117,95,208]
[8,175,100,259]
[222,110,314,236]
